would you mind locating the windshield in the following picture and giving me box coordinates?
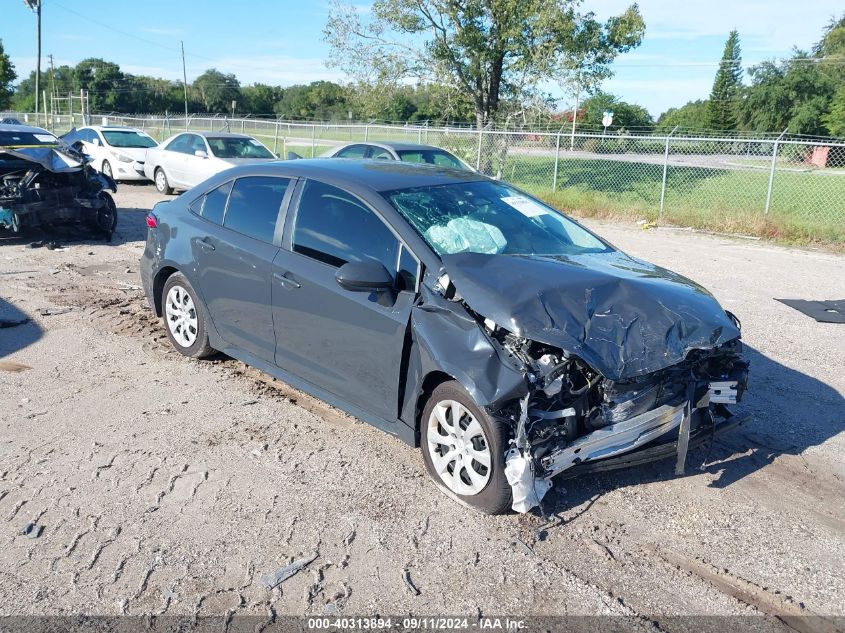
[101,130,157,148]
[0,130,59,148]
[206,136,274,159]
[384,180,610,257]
[397,149,467,170]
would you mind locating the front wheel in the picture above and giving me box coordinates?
[154,167,173,195]
[101,159,113,179]
[90,192,117,240]
[161,272,215,359]
[421,381,512,514]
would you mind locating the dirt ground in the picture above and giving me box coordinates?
[1,184,843,629]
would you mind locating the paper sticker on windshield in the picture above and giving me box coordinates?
[249,139,261,146]
[501,195,548,218]
[34,134,57,143]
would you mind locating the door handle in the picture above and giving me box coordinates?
[198,238,215,251]
[273,271,301,289]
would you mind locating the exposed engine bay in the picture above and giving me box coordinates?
[0,128,118,239]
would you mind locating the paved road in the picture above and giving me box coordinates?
[1,185,843,628]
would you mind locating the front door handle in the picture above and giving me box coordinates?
[198,238,215,251]
[273,271,301,289]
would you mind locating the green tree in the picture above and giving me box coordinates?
[240,83,283,116]
[579,91,653,129]
[192,68,241,113]
[656,99,708,131]
[0,39,16,109]
[324,0,645,129]
[74,58,127,112]
[705,30,743,131]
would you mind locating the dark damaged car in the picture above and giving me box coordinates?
[0,124,117,238]
[139,160,749,514]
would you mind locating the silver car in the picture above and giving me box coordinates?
[144,131,276,193]
[324,142,473,170]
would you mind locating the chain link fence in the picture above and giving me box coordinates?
[8,111,844,241]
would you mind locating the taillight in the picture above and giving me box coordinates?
[145,213,158,229]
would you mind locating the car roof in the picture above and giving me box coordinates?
[221,158,486,192]
[0,123,54,135]
[345,141,454,152]
[86,125,146,132]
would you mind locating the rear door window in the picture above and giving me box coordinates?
[291,180,399,274]
[222,176,290,243]
[198,181,232,225]
[165,134,192,154]
[336,145,368,158]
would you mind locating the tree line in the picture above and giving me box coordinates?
[658,16,845,136]
[1,5,843,137]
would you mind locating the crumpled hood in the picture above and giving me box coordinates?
[0,146,86,172]
[441,251,740,380]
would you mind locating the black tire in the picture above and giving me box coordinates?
[154,167,173,195]
[90,192,118,240]
[101,160,113,179]
[420,380,513,514]
[161,272,215,359]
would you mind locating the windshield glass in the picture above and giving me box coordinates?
[101,130,157,148]
[396,149,467,170]
[206,136,274,159]
[384,180,610,257]
[0,130,59,148]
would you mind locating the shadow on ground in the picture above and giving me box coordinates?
[0,297,44,359]
[539,344,845,518]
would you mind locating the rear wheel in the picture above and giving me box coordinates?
[161,272,215,358]
[421,381,512,514]
[154,167,172,194]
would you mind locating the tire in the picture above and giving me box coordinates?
[420,380,512,514]
[161,272,215,359]
[154,167,173,195]
[90,192,118,240]
[101,160,113,179]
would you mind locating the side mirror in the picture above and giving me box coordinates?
[194,150,208,158]
[71,140,85,152]
[91,138,100,146]
[286,151,302,160]
[335,260,394,292]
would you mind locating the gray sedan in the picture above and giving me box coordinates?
[139,159,749,514]
[143,131,276,194]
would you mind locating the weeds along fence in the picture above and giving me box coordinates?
[16,111,845,242]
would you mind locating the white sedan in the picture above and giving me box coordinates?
[61,125,157,181]
[143,132,277,194]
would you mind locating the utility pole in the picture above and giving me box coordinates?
[48,53,55,98]
[24,0,41,125]
[569,69,580,152]
[180,40,189,131]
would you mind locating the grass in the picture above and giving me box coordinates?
[501,155,845,249]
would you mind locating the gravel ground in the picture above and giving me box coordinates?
[0,184,843,628]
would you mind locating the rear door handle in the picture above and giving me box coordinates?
[198,238,215,251]
[273,271,301,289]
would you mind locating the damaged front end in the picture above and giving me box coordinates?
[0,129,117,238]
[435,251,751,513]
[492,329,748,512]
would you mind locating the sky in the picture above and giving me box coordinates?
[3,0,843,117]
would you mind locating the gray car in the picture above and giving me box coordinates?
[139,159,749,514]
[324,141,473,170]
[143,131,276,194]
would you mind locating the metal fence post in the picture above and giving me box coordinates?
[476,128,483,171]
[273,121,279,156]
[765,128,788,215]
[364,124,369,142]
[311,124,316,158]
[658,126,678,220]
[552,128,563,192]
